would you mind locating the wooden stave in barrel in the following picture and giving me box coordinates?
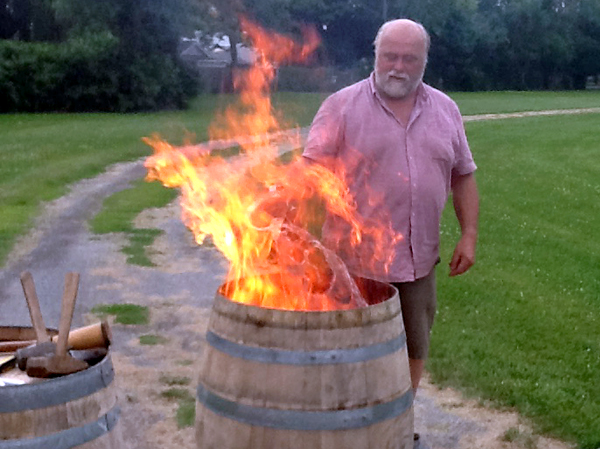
[196,280,414,449]
[0,326,123,449]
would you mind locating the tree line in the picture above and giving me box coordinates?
[2,0,599,112]
[0,0,201,112]
[239,0,600,90]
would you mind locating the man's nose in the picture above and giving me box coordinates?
[393,58,406,72]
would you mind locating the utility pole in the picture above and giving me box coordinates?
[383,0,388,21]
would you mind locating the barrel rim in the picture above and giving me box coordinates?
[212,278,400,329]
[0,350,115,413]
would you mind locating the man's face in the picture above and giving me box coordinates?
[374,26,428,99]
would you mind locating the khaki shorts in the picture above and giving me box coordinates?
[391,269,437,360]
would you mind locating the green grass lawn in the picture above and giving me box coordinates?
[451,89,600,115]
[432,113,600,448]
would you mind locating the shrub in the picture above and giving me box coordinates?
[0,33,198,112]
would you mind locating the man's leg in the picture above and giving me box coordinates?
[409,359,426,391]
[392,270,437,448]
[391,268,437,392]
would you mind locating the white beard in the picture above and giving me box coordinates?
[375,69,423,99]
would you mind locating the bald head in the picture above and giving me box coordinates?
[374,19,430,55]
[373,19,430,100]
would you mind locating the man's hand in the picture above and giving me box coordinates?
[449,233,476,276]
[450,172,479,276]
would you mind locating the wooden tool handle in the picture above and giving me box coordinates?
[59,321,112,350]
[56,272,80,357]
[20,271,50,343]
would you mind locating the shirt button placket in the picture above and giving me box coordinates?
[406,137,418,278]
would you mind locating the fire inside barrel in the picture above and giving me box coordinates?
[143,17,400,311]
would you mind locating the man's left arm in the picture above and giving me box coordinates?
[449,172,479,276]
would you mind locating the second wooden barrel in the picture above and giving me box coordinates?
[0,327,123,449]
[196,279,414,449]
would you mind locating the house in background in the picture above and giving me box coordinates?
[179,31,358,93]
[180,33,257,93]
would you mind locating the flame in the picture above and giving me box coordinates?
[144,18,398,311]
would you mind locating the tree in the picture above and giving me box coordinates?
[242,0,382,66]
[51,0,203,110]
[0,0,63,41]
[10,0,31,41]
[568,0,600,88]
[0,0,18,39]
[0,0,203,111]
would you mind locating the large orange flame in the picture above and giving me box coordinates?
[144,18,398,311]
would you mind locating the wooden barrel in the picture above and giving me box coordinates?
[196,280,414,449]
[0,326,123,449]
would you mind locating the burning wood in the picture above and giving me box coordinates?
[244,189,367,309]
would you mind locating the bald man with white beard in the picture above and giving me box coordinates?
[304,19,479,448]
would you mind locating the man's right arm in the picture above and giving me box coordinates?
[449,172,479,276]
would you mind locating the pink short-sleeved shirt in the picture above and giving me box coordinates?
[303,75,477,282]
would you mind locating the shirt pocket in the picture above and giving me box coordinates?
[425,134,455,180]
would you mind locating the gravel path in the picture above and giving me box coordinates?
[1,108,593,448]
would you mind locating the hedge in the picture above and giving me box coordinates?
[0,34,198,112]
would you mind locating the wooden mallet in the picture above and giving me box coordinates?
[15,271,57,370]
[27,272,89,378]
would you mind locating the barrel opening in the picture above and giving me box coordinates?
[218,276,397,308]
[352,276,397,305]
